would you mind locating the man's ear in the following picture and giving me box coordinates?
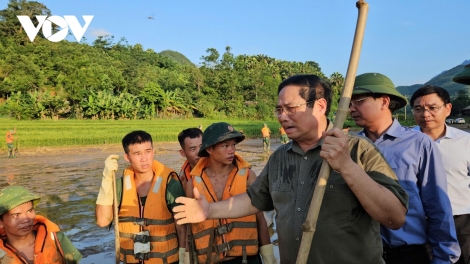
[179,149,186,158]
[316,98,327,114]
[124,154,130,163]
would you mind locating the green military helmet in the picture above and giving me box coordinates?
[352,73,408,111]
[198,122,245,157]
[0,186,41,215]
[452,64,470,85]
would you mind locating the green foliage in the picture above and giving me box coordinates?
[159,50,195,66]
[0,1,329,121]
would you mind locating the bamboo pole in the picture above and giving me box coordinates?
[112,171,121,264]
[295,1,369,263]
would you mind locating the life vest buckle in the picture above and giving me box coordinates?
[135,252,150,260]
[133,231,150,243]
[216,242,231,253]
[215,224,233,235]
[134,217,147,226]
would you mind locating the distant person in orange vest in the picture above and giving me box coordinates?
[279,126,288,144]
[5,128,15,158]
[342,125,351,133]
[261,123,271,153]
[177,128,203,190]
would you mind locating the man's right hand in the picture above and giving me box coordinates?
[173,187,209,225]
[103,154,119,179]
[96,154,119,205]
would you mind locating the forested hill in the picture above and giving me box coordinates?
[0,0,345,121]
[397,62,470,97]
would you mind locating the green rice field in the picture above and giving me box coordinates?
[0,118,281,149]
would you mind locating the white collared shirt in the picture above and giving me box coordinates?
[413,125,470,215]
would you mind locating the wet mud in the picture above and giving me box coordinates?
[0,139,281,263]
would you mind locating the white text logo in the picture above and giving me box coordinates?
[17,15,94,42]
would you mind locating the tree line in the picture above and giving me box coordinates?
[0,0,346,121]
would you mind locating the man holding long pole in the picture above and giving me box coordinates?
[95,130,187,264]
[173,74,408,264]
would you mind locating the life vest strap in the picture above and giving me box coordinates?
[119,232,177,243]
[119,216,174,226]
[196,239,259,255]
[193,222,258,239]
[120,246,179,261]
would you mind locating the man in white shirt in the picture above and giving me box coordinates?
[411,85,470,264]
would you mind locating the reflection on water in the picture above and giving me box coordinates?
[0,139,274,263]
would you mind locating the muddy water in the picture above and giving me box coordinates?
[0,139,278,263]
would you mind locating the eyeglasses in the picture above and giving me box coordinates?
[411,104,445,115]
[274,101,313,117]
[349,96,372,108]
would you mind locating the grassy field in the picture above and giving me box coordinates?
[0,118,282,150]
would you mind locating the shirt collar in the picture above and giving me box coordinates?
[412,124,454,140]
[359,118,403,140]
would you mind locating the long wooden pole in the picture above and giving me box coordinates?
[295,1,369,263]
[112,171,120,264]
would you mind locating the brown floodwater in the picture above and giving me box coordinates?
[0,139,277,263]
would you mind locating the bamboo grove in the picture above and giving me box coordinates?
[0,0,345,121]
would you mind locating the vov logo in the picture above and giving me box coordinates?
[17,15,93,42]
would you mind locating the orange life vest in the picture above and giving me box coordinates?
[0,215,65,264]
[5,131,13,144]
[179,160,192,181]
[279,127,286,135]
[119,160,180,264]
[261,127,270,138]
[190,154,259,264]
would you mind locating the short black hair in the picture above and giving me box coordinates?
[178,128,203,148]
[278,74,333,116]
[122,130,153,154]
[410,85,451,106]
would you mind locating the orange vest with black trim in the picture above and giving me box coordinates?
[0,215,65,264]
[190,154,259,264]
[180,160,192,181]
[261,127,270,138]
[118,160,180,264]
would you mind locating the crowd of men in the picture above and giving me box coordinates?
[2,65,469,264]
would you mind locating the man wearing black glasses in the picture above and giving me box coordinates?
[411,85,470,264]
[350,73,460,264]
[173,74,409,264]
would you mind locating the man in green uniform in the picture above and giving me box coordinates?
[0,186,82,263]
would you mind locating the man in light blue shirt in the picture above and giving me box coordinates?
[350,73,460,264]
[411,85,470,264]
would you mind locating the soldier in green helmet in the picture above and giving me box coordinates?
[184,122,275,264]
[350,73,460,264]
[0,186,82,263]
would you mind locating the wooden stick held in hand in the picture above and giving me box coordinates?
[295,1,369,263]
[112,171,120,264]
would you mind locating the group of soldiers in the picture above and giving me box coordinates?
[0,65,469,264]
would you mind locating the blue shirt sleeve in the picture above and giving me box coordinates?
[419,137,460,264]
